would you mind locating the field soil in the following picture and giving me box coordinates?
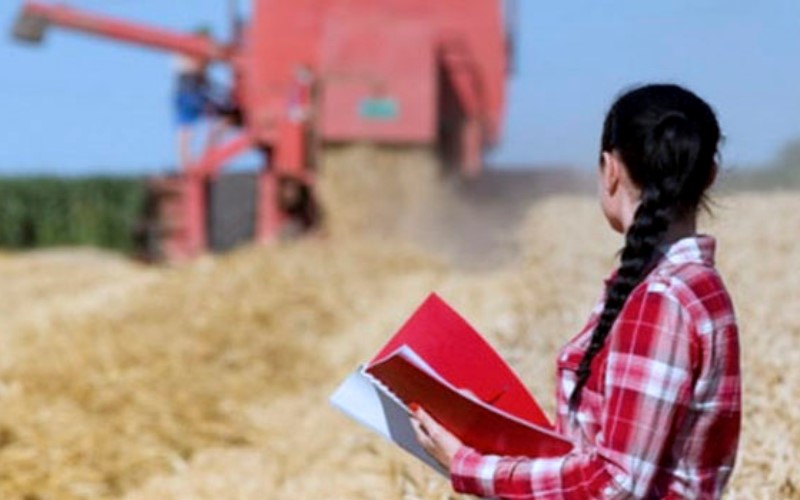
[0,153,798,499]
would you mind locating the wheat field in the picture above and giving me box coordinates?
[0,152,797,499]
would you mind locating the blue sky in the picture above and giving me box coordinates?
[1,1,799,175]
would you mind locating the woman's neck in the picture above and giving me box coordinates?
[663,214,697,244]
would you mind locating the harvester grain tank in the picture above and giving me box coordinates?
[13,0,516,261]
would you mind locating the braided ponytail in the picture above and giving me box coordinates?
[569,85,719,411]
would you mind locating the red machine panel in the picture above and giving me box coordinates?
[244,0,508,146]
[319,17,437,142]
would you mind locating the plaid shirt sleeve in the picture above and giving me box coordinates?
[450,283,698,499]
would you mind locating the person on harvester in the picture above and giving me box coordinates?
[173,27,238,168]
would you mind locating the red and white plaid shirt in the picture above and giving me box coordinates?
[451,235,741,499]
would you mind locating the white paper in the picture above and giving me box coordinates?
[329,364,448,476]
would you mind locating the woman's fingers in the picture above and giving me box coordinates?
[410,414,429,443]
[411,408,435,446]
[413,406,436,431]
[409,405,462,469]
[411,407,439,452]
[411,410,446,467]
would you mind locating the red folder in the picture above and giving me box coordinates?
[365,293,572,457]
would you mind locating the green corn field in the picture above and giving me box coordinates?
[0,177,145,252]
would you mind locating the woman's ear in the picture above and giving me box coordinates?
[600,151,620,196]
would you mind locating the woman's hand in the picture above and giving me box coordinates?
[410,404,464,470]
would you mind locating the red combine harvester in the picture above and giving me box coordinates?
[13,0,515,261]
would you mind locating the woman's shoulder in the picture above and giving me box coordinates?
[634,258,735,339]
[647,235,732,306]
[655,258,730,302]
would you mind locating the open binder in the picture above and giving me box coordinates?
[330,293,572,474]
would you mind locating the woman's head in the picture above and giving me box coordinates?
[570,84,721,410]
[598,84,720,231]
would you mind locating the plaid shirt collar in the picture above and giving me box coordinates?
[604,234,716,288]
[658,234,716,268]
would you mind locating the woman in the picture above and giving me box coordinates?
[411,84,741,499]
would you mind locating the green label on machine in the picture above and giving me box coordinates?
[359,98,399,120]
